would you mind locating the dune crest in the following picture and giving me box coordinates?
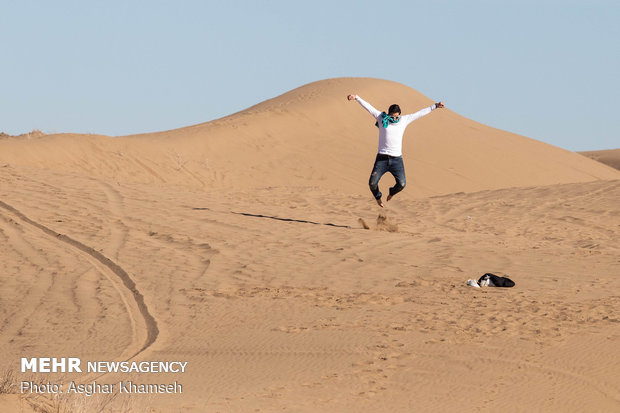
[1,78,618,197]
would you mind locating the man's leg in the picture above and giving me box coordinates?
[386,156,406,201]
[369,155,389,206]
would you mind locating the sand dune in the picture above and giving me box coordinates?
[1,78,618,196]
[1,78,619,412]
[580,149,620,171]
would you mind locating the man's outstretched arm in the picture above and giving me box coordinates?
[403,101,445,125]
[347,94,381,119]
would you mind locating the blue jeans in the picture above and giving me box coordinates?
[368,154,406,199]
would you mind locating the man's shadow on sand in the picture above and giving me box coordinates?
[192,207,352,229]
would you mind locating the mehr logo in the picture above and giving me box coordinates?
[21,358,82,373]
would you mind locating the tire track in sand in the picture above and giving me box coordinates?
[0,199,158,359]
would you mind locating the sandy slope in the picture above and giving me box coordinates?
[0,78,617,197]
[580,149,620,171]
[1,78,619,412]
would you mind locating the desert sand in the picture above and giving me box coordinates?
[1,78,619,412]
[580,149,620,171]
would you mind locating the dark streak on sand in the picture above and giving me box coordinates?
[0,199,159,359]
[229,211,352,229]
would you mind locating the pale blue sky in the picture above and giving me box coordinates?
[1,0,618,151]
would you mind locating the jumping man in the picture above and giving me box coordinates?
[347,94,444,207]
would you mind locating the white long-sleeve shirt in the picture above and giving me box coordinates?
[355,95,437,157]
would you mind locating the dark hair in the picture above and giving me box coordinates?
[388,104,401,115]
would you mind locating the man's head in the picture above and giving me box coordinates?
[388,104,401,119]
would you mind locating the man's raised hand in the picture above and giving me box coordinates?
[435,101,445,108]
[347,94,357,101]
